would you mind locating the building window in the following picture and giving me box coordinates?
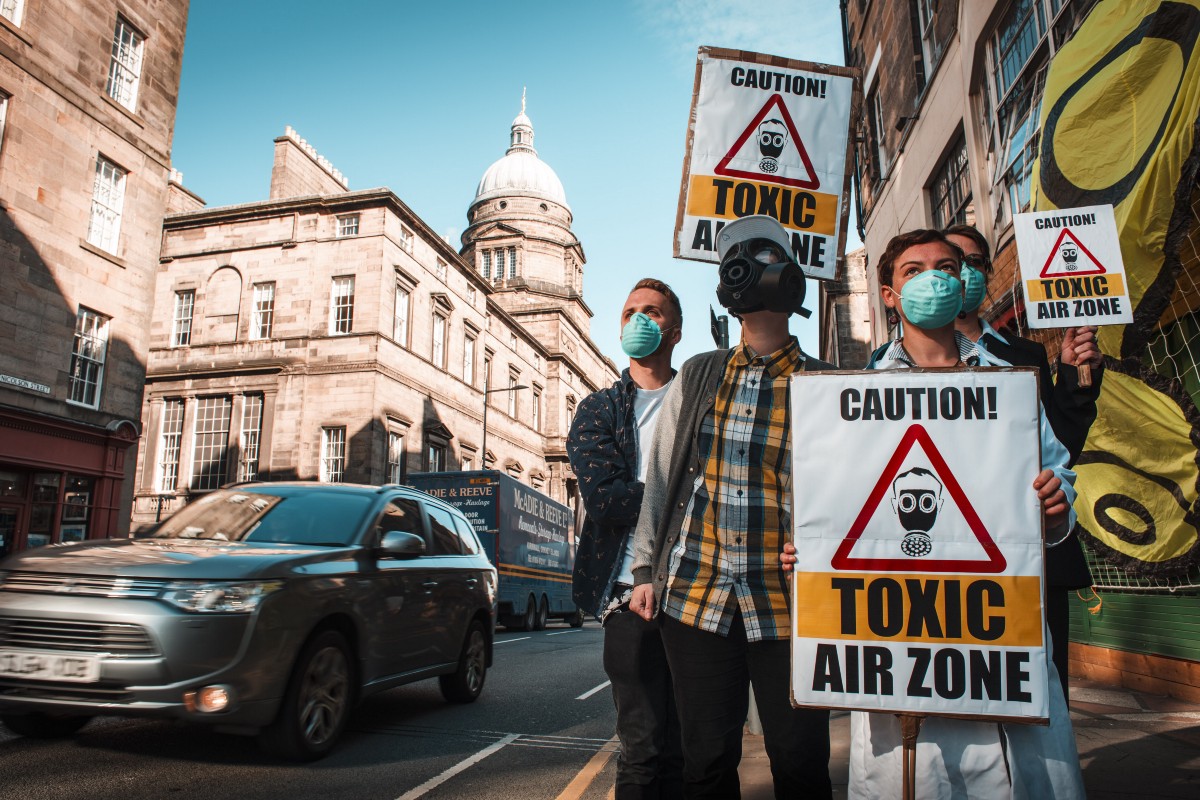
[320,427,346,482]
[463,332,476,384]
[492,249,504,284]
[400,226,414,254]
[462,449,475,472]
[467,285,477,305]
[483,352,492,389]
[533,352,542,372]
[87,155,126,254]
[432,312,447,368]
[507,247,517,279]
[0,93,8,148]
[251,282,275,339]
[386,430,406,483]
[866,90,888,180]
[532,388,541,431]
[1001,65,1048,216]
[393,283,410,345]
[337,214,359,237]
[106,16,144,111]
[330,276,354,334]
[566,396,577,426]
[67,307,109,408]
[914,0,947,91]
[426,441,445,472]
[156,399,185,493]
[509,332,517,351]
[481,251,491,281]
[436,258,447,281]
[507,374,519,416]
[191,396,232,491]
[994,0,1045,102]
[930,133,973,229]
[1,1,25,26]
[238,395,263,482]
[171,290,194,347]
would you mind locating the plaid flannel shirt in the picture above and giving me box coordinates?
[661,337,801,641]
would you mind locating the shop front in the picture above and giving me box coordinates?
[0,407,138,558]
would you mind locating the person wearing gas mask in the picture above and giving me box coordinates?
[784,229,1085,799]
[568,278,684,800]
[946,223,1101,701]
[627,215,835,799]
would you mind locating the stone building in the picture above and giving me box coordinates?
[130,109,617,528]
[0,1,190,556]
[818,246,872,368]
[843,0,1098,343]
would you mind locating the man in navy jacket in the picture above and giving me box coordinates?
[568,278,683,799]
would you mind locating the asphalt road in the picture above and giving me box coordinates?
[0,621,620,800]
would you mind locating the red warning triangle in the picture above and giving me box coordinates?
[714,93,819,189]
[1038,228,1106,278]
[830,424,1007,573]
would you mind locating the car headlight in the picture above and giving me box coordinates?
[161,581,283,613]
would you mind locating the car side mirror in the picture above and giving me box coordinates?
[379,530,426,559]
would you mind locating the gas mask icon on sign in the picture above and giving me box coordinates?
[890,467,944,558]
[757,119,788,174]
[1061,243,1078,270]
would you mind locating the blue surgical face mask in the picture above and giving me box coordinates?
[899,270,964,330]
[960,263,987,314]
[621,312,666,359]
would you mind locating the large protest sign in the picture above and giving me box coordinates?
[675,47,858,280]
[790,369,1049,722]
[1013,204,1133,328]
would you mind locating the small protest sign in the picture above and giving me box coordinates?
[1013,204,1133,328]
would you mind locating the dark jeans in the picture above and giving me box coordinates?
[660,612,832,799]
[604,609,685,800]
[1047,588,1071,700]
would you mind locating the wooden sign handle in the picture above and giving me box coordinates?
[1078,363,1093,388]
[899,714,924,800]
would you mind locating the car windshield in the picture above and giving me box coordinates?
[151,489,374,547]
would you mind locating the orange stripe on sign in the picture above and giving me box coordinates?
[793,572,1043,648]
[1024,273,1125,301]
[685,175,839,236]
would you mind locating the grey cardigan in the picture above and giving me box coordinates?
[630,346,835,603]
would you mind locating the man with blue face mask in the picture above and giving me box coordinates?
[568,278,683,799]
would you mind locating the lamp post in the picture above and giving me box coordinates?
[482,384,527,470]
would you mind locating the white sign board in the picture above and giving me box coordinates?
[1013,204,1133,328]
[674,48,858,280]
[790,369,1049,722]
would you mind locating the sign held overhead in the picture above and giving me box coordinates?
[675,47,860,281]
[1013,204,1133,327]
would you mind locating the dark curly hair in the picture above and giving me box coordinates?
[877,229,964,288]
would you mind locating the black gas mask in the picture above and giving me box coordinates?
[716,237,810,318]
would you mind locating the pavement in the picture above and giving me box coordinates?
[736,676,1200,799]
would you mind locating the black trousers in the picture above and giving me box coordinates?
[660,612,832,799]
[604,609,685,800]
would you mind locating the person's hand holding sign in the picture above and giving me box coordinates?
[1060,325,1102,379]
[1035,468,1071,543]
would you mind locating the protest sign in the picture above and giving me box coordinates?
[790,369,1049,722]
[675,47,859,280]
[1013,204,1133,328]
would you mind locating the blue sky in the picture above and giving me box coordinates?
[171,0,852,367]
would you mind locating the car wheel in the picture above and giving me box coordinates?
[439,620,487,703]
[1,712,91,739]
[534,595,549,631]
[521,595,537,631]
[568,608,585,628]
[259,629,353,761]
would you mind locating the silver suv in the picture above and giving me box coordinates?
[0,482,497,760]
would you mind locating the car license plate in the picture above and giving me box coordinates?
[0,650,101,683]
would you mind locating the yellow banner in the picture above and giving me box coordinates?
[685,174,839,235]
[793,572,1044,647]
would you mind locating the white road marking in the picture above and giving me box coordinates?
[494,636,530,645]
[576,680,611,701]
[395,732,520,800]
[547,629,581,636]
